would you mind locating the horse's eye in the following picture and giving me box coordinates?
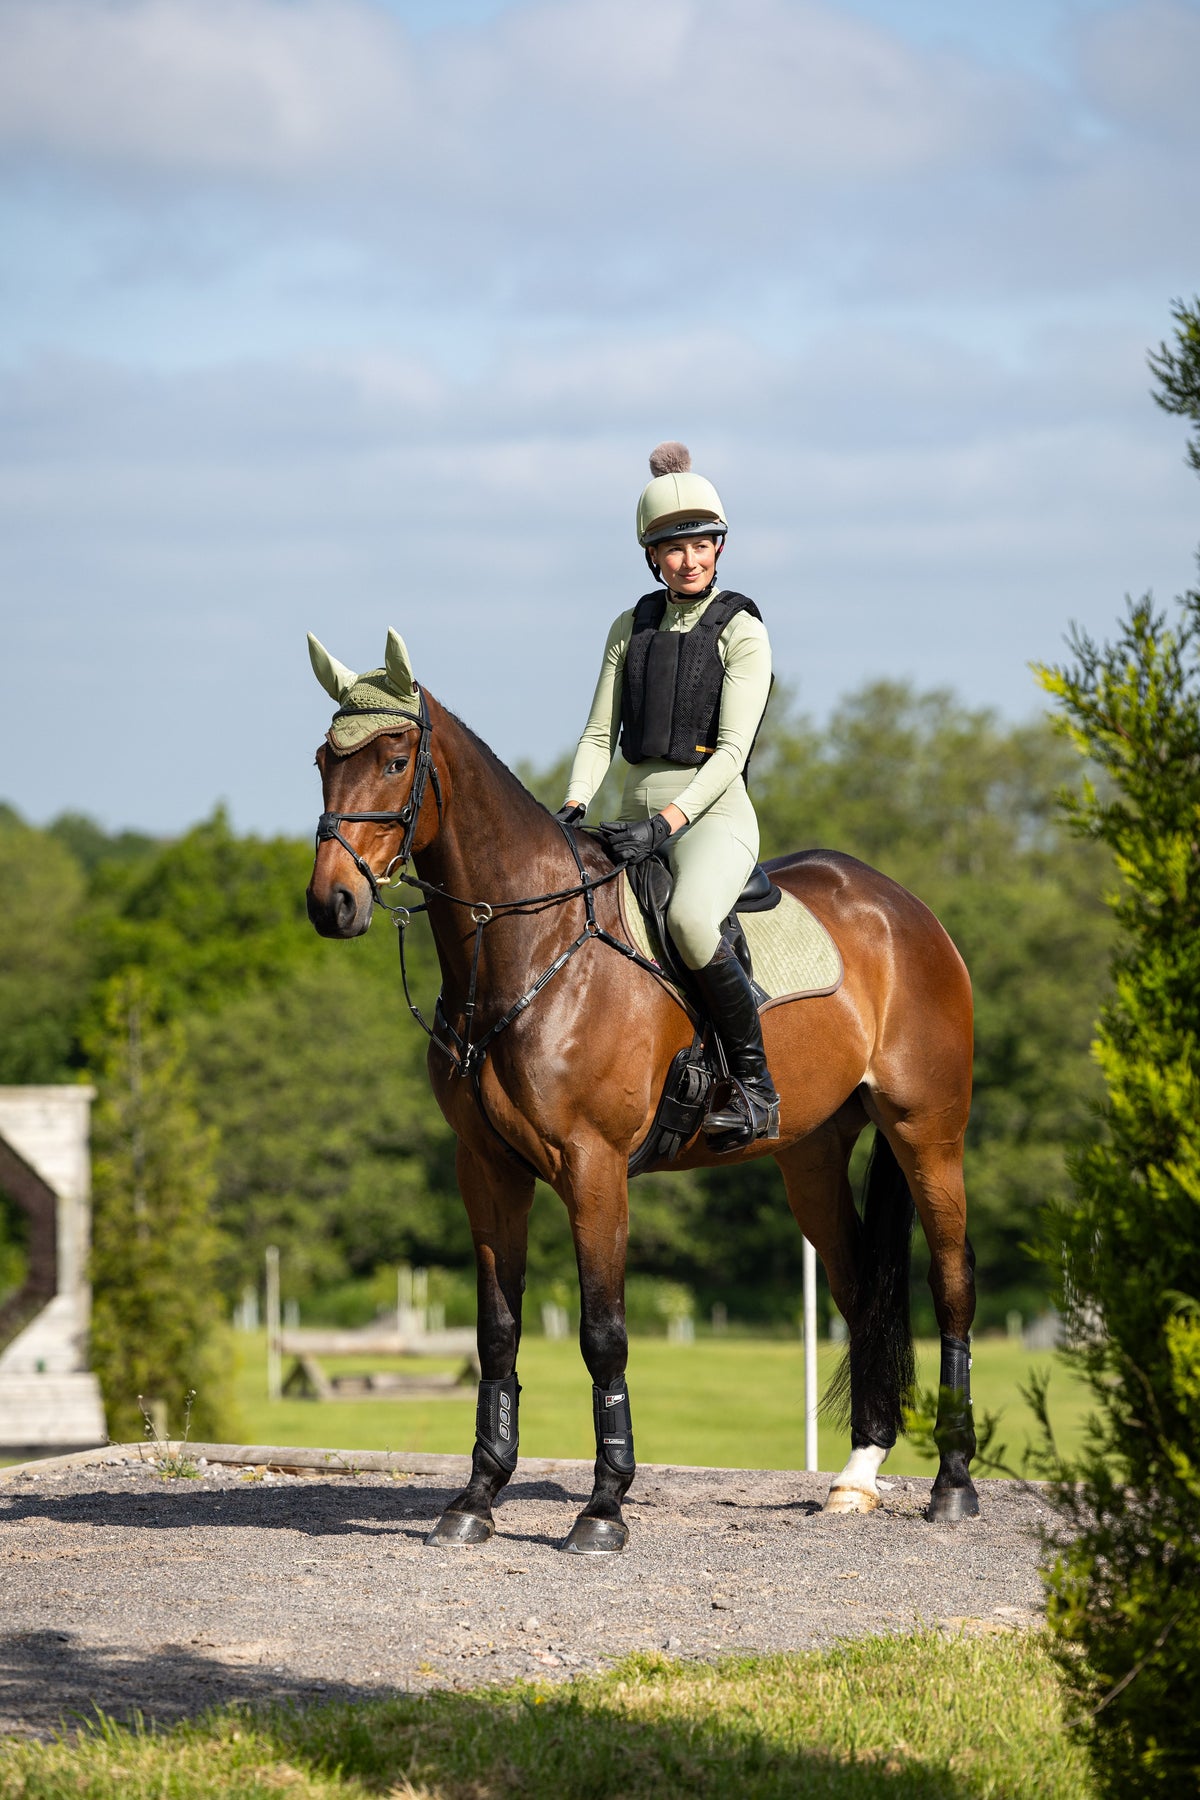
[386,755,410,775]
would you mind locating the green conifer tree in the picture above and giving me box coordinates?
[1034,298,1200,1795]
[88,969,236,1444]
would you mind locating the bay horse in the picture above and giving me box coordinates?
[305,630,978,1554]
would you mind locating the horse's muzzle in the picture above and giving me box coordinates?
[306,878,372,938]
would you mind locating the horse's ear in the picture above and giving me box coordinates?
[384,628,417,703]
[308,633,358,701]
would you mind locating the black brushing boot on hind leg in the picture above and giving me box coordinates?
[927,1335,979,1522]
[425,1374,519,1545]
[563,1380,635,1555]
[692,937,780,1150]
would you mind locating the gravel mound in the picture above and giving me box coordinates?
[0,1453,1054,1738]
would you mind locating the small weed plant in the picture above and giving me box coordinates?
[137,1387,201,1479]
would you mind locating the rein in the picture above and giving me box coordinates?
[314,696,665,1090]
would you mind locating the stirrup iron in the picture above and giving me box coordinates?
[704,1077,780,1150]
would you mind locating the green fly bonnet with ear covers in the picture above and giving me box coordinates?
[308,628,421,754]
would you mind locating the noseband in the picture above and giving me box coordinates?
[315,685,443,903]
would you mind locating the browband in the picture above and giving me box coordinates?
[331,703,421,723]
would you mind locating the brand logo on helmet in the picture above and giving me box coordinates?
[654,517,726,538]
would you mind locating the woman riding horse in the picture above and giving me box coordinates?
[305,487,980,1550]
[559,443,778,1151]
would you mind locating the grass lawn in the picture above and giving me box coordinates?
[0,1633,1095,1798]
[228,1332,1089,1480]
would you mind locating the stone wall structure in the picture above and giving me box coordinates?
[0,1086,106,1457]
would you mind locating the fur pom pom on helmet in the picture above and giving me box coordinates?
[648,441,692,478]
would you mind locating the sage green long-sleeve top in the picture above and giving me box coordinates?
[566,589,773,824]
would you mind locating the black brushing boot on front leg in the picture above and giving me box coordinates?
[691,937,780,1150]
[927,1335,979,1522]
[426,1374,519,1545]
[563,1379,635,1555]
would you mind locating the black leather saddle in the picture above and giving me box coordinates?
[626,850,782,1007]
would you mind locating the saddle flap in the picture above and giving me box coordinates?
[627,1039,711,1179]
[626,852,692,994]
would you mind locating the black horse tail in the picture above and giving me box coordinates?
[823,1128,917,1442]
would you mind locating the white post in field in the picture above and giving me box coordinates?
[803,1236,818,1473]
[265,1245,282,1402]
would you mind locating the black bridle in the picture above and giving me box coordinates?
[313,687,664,1096]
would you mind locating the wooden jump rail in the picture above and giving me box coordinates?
[272,1327,481,1401]
[0,1441,604,1482]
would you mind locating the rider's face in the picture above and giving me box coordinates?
[651,535,720,598]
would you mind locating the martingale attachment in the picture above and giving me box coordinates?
[475,1374,520,1472]
[592,1379,635,1477]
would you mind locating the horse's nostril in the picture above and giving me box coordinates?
[306,881,363,937]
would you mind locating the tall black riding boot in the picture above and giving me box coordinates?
[690,937,781,1150]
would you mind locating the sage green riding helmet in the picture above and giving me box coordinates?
[636,442,728,546]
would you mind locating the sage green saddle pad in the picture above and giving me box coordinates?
[619,872,844,1009]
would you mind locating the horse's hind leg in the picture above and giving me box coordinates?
[776,1107,907,1515]
[427,1141,534,1547]
[869,1102,978,1522]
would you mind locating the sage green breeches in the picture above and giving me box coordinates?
[621,762,759,970]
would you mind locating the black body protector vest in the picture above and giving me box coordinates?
[619,589,764,767]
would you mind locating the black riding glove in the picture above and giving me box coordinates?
[592,813,675,864]
[554,803,586,827]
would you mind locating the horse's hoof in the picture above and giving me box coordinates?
[425,1509,494,1546]
[562,1515,628,1555]
[823,1484,881,1516]
[926,1485,980,1523]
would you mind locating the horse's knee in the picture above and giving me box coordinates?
[579,1312,628,1385]
[475,1304,520,1374]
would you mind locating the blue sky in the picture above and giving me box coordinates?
[2,0,1198,834]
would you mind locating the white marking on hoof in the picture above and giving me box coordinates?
[823,1484,881,1515]
[823,1443,889,1515]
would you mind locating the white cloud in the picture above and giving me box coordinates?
[0,0,414,176]
[3,0,1192,335]
[464,0,1041,185]
[1075,0,1200,142]
[0,0,1048,191]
